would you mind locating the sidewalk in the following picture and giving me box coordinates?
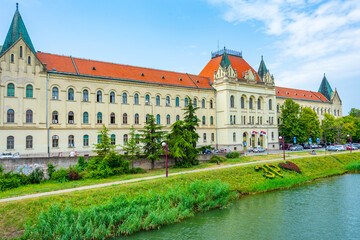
[0,151,350,203]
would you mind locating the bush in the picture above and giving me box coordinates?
[225,152,240,159]
[129,168,147,174]
[68,169,81,181]
[0,177,21,191]
[0,164,4,174]
[51,168,69,182]
[76,156,88,172]
[27,168,44,184]
[209,155,227,163]
[47,162,56,179]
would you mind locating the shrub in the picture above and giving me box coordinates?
[51,168,69,182]
[225,152,240,159]
[76,156,88,172]
[209,155,227,163]
[0,177,21,191]
[68,169,81,181]
[47,162,56,179]
[27,168,44,184]
[0,164,4,174]
[129,168,147,174]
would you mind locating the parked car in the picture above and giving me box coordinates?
[290,145,304,151]
[0,152,19,159]
[252,146,265,153]
[335,145,346,151]
[284,143,294,150]
[345,144,358,150]
[326,146,338,151]
[352,143,360,148]
[203,149,212,154]
[303,144,311,149]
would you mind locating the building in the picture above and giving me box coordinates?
[0,6,342,157]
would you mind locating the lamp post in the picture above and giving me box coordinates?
[279,136,285,160]
[266,120,269,155]
[162,142,168,178]
[347,135,353,153]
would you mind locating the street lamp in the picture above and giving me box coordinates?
[162,141,168,178]
[266,120,269,155]
[279,136,285,160]
[347,135,353,153]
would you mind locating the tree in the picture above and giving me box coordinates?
[299,107,320,143]
[93,125,116,158]
[349,108,360,142]
[121,125,141,166]
[322,113,337,144]
[139,115,164,169]
[279,99,303,143]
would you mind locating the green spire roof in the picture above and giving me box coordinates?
[220,47,231,69]
[257,56,268,80]
[0,4,36,55]
[318,73,333,101]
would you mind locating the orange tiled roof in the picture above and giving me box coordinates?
[199,55,260,81]
[37,52,213,90]
[276,86,330,102]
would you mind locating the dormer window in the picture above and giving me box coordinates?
[92,67,96,70]
[303,94,305,96]
[161,76,165,79]
[295,93,297,95]
[286,92,289,95]
[277,91,279,93]
[196,80,199,83]
[179,78,182,81]
[141,73,144,76]
[52,68,56,71]
[310,95,312,97]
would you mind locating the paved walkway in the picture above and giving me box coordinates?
[0,151,352,203]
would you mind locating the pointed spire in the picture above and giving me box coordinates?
[318,73,334,101]
[0,4,36,55]
[220,47,231,69]
[257,55,268,81]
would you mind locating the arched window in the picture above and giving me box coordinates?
[210,116,214,125]
[233,132,236,142]
[156,95,160,105]
[203,133,207,142]
[193,98,197,108]
[7,109,14,123]
[185,97,188,107]
[211,133,215,142]
[156,114,161,124]
[68,88,74,101]
[210,100,213,109]
[97,112,102,124]
[123,134,128,145]
[145,94,150,104]
[11,54,14,63]
[202,99,206,108]
[52,87,59,100]
[7,136,14,149]
[146,114,150,123]
[230,95,235,108]
[230,115,233,124]
[97,135,102,144]
[97,90,102,102]
[166,96,170,106]
[167,114,170,125]
[110,91,115,103]
[52,135,59,148]
[110,112,116,124]
[20,46,23,58]
[26,110,33,123]
[134,93,139,104]
[26,135,33,149]
[249,98,253,109]
[7,83,15,97]
[257,98,261,110]
[111,134,116,145]
[28,56,31,65]
[269,99,272,110]
[176,97,180,107]
[26,85,33,98]
[176,115,180,121]
[52,111,58,123]
[68,111,74,124]
[83,112,89,124]
[202,116,206,125]
[241,97,245,109]
[135,113,139,124]
[122,93,127,104]
[123,113,128,124]
[277,104,280,113]
[68,135,74,147]
[82,90,88,102]
[83,135,89,146]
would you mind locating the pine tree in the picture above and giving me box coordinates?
[93,125,116,158]
[139,115,164,169]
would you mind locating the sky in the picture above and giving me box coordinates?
[0,0,358,115]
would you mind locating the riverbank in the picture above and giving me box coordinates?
[1,152,360,239]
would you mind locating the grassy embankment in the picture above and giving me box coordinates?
[0,150,331,200]
[1,152,359,239]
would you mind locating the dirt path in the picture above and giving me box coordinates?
[0,151,349,203]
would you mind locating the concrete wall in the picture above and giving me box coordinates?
[1,153,230,174]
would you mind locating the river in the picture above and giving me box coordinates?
[123,174,360,240]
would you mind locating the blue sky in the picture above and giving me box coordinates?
[0,0,358,115]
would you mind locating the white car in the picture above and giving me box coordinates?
[0,152,20,159]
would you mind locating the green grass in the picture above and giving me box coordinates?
[346,160,360,172]
[1,152,359,239]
